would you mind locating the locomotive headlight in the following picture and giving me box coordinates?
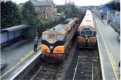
[50,46,53,49]
[41,44,50,53]
[53,46,64,53]
[85,37,88,40]
[85,35,88,40]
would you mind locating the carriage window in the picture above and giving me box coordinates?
[80,30,93,35]
[57,34,63,40]
[49,34,55,39]
[42,34,47,40]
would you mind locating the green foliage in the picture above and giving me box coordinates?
[64,3,79,18]
[22,1,43,37]
[1,1,21,28]
[22,1,41,27]
[40,15,63,30]
[21,1,64,37]
[57,4,79,18]
[57,5,65,13]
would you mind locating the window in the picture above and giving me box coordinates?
[49,34,55,39]
[42,34,47,40]
[46,7,48,10]
[80,30,93,36]
[46,14,48,19]
[57,34,63,40]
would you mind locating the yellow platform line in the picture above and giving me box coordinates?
[97,20,119,80]
[0,46,40,79]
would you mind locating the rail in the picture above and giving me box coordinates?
[92,61,93,80]
[72,56,80,80]
[71,47,102,80]
[30,63,62,80]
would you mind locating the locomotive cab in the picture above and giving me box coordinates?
[40,18,79,63]
[41,32,66,62]
[77,10,97,48]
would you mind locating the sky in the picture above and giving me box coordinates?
[11,0,112,6]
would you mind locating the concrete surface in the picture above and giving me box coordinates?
[0,39,41,79]
[94,14,120,80]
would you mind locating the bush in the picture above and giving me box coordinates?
[37,16,63,37]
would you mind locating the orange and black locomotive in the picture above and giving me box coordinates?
[41,18,79,63]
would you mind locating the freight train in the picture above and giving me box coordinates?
[40,18,79,63]
[77,10,97,48]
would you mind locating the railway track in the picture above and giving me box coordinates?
[29,42,102,80]
[29,41,77,80]
[30,63,63,80]
[72,49,102,80]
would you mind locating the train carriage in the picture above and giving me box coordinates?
[77,10,97,48]
[41,18,79,63]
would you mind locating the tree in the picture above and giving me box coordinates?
[64,2,79,18]
[22,1,42,37]
[57,5,65,13]
[1,1,21,28]
[22,1,41,26]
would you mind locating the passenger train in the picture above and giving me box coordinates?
[77,10,97,48]
[41,18,79,63]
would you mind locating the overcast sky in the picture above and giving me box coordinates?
[11,0,111,6]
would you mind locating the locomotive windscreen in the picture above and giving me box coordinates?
[57,34,63,40]
[42,34,47,40]
[79,29,96,36]
[49,34,55,39]
[42,34,64,41]
[80,30,93,36]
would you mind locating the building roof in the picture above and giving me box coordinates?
[1,25,28,32]
[99,6,112,11]
[99,6,112,15]
[30,0,54,7]
[44,18,75,33]
[101,1,120,11]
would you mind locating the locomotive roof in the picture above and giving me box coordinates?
[43,18,76,34]
[82,16,94,25]
[81,10,95,28]
[50,24,68,32]
[78,10,96,31]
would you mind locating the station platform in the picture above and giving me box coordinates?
[0,39,41,79]
[94,14,120,80]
